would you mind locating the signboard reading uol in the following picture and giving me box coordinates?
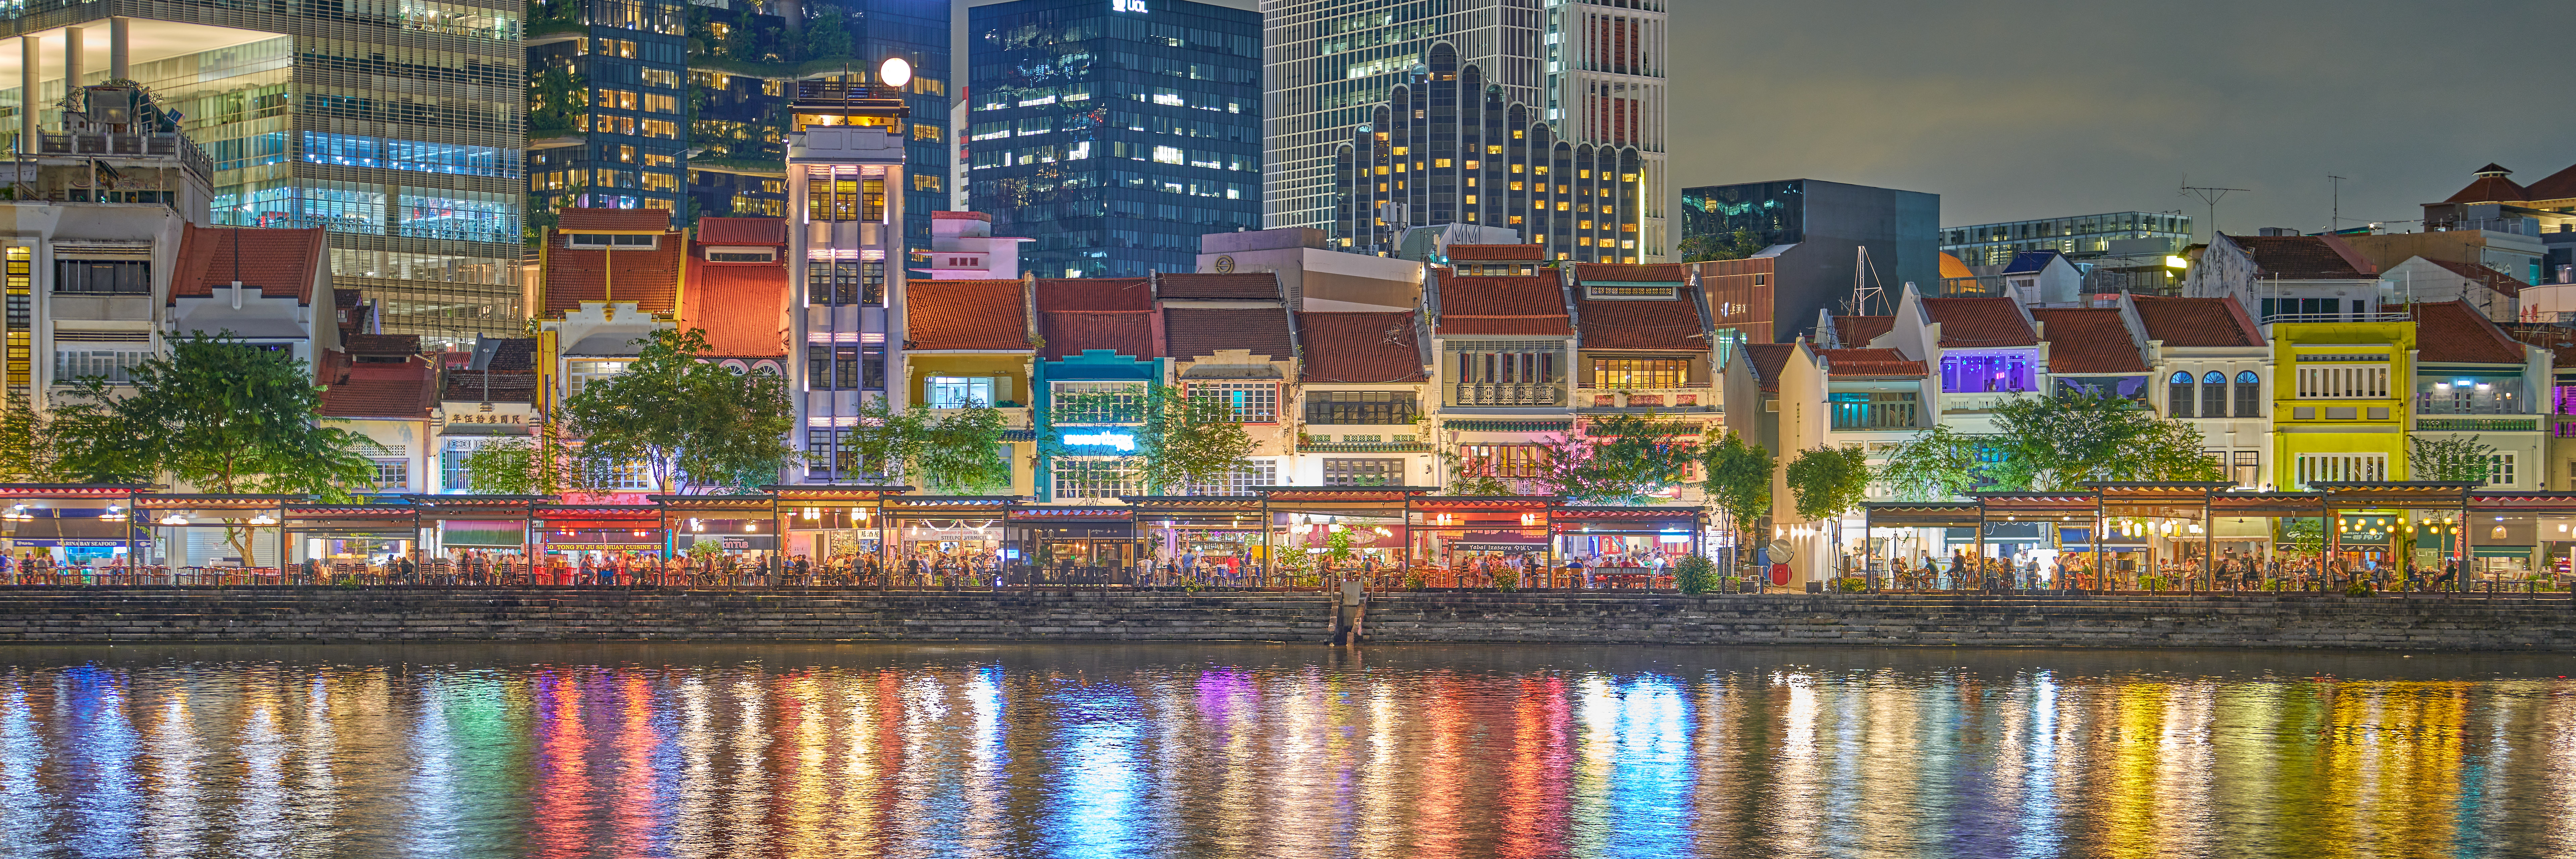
[1061,431,1136,451]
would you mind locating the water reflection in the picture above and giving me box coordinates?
[0,644,2570,857]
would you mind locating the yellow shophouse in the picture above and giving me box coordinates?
[2272,320,2415,488]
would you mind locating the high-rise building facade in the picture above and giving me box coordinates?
[966,0,1261,278]
[3,5,528,347]
[1680,179,1938,341]
[1942,211,2194,267]
[1264,0,1667,261]
[525,0,691,224]
[683,0,949,262]
[784,79,907,483]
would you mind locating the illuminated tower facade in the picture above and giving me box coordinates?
[786,70,911,483]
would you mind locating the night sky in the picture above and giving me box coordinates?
[966,0,2576,241]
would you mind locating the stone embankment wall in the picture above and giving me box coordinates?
[0,589,2572,650]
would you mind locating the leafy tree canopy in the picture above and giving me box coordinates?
[1785,445,1873,523]
[844,398,1012,493]
[1700,429,1775,544]
[2406,434,2495,483]
[1984,390,2221,490]
[1677,228,1767,263]
[1878,424,1984,501]
[51,331,373,496]
[1536,413,1701,504]
[559,327,798,493]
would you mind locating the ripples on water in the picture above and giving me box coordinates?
[0,644,2571,858]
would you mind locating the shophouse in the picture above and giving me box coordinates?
[1159,273,1297,492]
[434,338,539,494]
[166,224,338,373]
[681,217,790,376]
[2185,232,2391,323]
[784,81,910,483]
[899,277,1035,493]
[1427,268,1577,493]
[1293,311,1436,489]
[319,335,438,497]
[1571,262,1717,503]
[2272,319,2415,489]
[2402,300,2550,490]
[1877,286,2044,435]
[2129,295,2272,488]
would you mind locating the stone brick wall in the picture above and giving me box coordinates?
[0,588,2572,650]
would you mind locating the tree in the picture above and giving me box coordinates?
[0,393,60,482]
[1983,390,2222,491]
[1677,228,1767,263]
[1878,424,1984,501]
[1534,413,1701,504]
[558,327,798,493]
[1439,447,1516,496]
[1700,430,1775,562]
[1785,445,1873,579]
[841,398,1012,493]
[2407,434,2495,483]
[799,3,853,61]
[458,417,574,496]
[51,332,375,559]
[1040,385,1254,495]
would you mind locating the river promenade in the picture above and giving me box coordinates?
[0,588,2571,650]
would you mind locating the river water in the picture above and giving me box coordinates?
[0,643,2572,858]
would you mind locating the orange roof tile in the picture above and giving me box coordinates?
[1040,311,1154,359]
[320,358,435,419]
[1299,312,1426,383]
[695,217,785,246]
[1816,347,1924,378]
[2525,162,2576,200]
[1741,343,1797,393]
[683,255,787,358]
[2029,309,2145,373]
[907,279,1029,351]
[543,230,683,316]
[1920,297,2036,347]
[1037,277,1154,312]
[1166,307,1293,359]
[2132,295,2264,347]
[1834,315,1895,348]
[1439,275,1570,336]
[168,224,326,305]
[1575,262,1688,283]
[1576,293,1704,350]
[2444,164,2528,203]
[2228,234,2373,279]
[2402,301,2527,364]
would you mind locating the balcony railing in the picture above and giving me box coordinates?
[1452,383,1561,407]
[1831,401,1918,430]
[31,132,213,185]
[1577,387,1710,410]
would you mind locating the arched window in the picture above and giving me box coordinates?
[2235,370,2261,417]
[2168,371,2195,418]
[2202,371,2229,417]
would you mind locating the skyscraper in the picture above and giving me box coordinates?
[3,6,528,346]
[1262,0,1667,260]
[683,0,950,261]
[526,0,691,223]
[967,0,1262,277]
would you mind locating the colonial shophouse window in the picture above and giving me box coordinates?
[1189,381,1278,422]
[1305,391,1417,424]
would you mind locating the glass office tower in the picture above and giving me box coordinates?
[684,0,948,260]
[966,0,1260,277]
[1942,211,2195,267]
[526,0,691,225]
[1,2,527,346]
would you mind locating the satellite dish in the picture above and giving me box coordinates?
[878,57,912,90]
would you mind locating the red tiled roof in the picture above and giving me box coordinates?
[543,231,682,315]
[1741,343,1796,393]
[1165,307,1292,360]
[1040,311,1154,359]
[1439,275,1570,336]
[2526,162,2576,200]
[556,208,672,232]
[684,256,787,358]
[2402,301,2527,364]
[1157,272,1281,300]
[2444,165,2528,203]
[1816,347,1924,378]
[343,334,419,357]
[442,370,537,403]
[168,224,326,304]
[1298,312,1426,383]
[483,338,536,371]
[2029,308,2145,373]
[1447,244,1547,261]
[907,279,1030,351]
[2228,234,2372,279]
[1920,297,2037,347]
[1834,315,1895,348]
[1037,277,1153,312]
[2131,295,2264,347]
[1576,293,1704,350]
[2422,258,2530,297]
[1575,262,1688,283]
[694,217,785,246]
[320,358,435,419]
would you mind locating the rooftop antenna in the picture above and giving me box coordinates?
[2179,176,2248,243]
[1845,245,1885,313]
[2328,174,2347,233]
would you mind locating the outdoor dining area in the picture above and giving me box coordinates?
[0,483,1716,590]
[1858,481,2576,594]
